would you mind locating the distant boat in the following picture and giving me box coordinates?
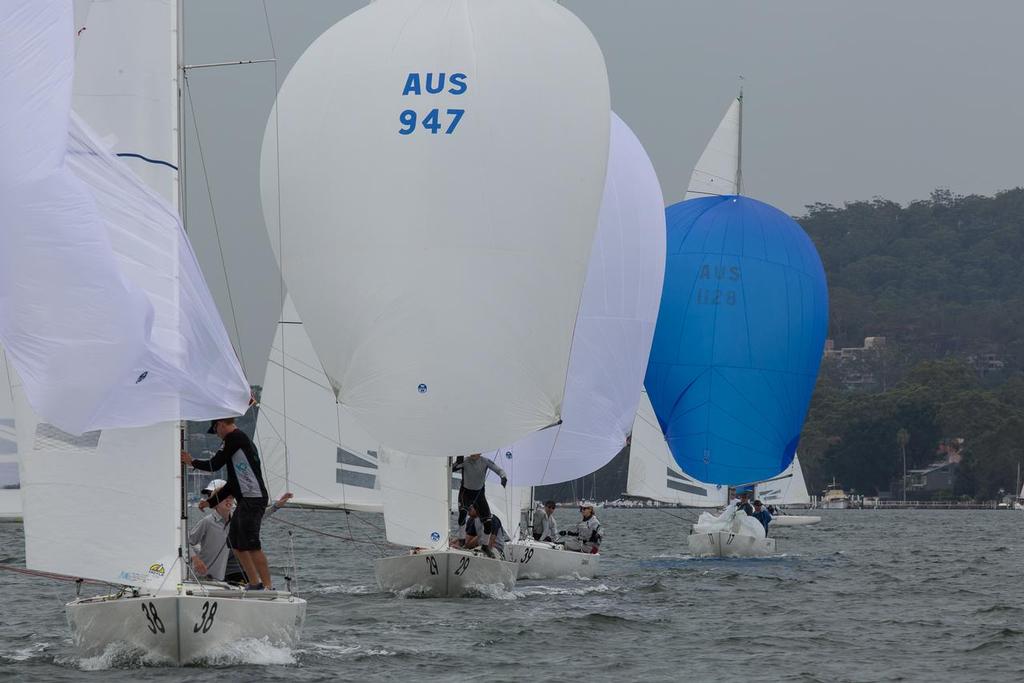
[755,454,821,525]
[819,478,851,510]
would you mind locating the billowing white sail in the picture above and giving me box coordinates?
[378,449,450,549]
[0,1,250,433]
[755,454,811,506]
[684,95,741,200]
[258,298,382,512]
[261,0,611,456]
[626,391,727,507]
[0,350,20,521]
[498,113,665,486]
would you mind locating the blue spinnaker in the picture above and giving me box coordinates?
[644,195,828,486]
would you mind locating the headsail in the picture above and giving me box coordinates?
[644,195,829,486]
[626,391,727,507]
[261,0,611,456]
[684,95,741,200]
[378,448,450,549]
[499,113,665,486]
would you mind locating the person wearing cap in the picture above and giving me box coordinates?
[750,499,773,535]
[734,490,754,516]
[451,453,507,538]
[189,479,245,583]
[559,502,601,554]
[532,500,559,542]
[181,417,272,590]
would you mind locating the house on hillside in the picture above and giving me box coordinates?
[823,336,887,390]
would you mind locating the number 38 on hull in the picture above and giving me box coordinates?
[375,548,518,598]
[66,585,306,665]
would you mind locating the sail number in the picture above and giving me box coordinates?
[425,556,439,575]
[399,71,467,136]
[454,557,472,576]
[695,264,741,307]
[141,601,165,634]
[519,548,534,564]
[193,600,218,634]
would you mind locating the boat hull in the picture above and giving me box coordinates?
[375,548,517,597]
[66,588,306,665]
[687,531,776,558]
[507,540,599,580]
[770,514,821,527]
[820,500,848,510]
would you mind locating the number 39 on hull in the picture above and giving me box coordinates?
[375,548,517,598]
[66,586,306,665]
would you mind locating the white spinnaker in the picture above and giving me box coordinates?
[0,1,249,433]
[72,0,178,204]
[261,0,610,456]
[498,112,665,486]
[755,454,811,506]
[684,96,741,200]
[258,298,382,512]
[14,380,180,590]
[0,350,20,521]
[378,449,450,549]
[626,391,727,507]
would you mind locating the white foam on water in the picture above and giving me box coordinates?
[197,637,297,666]
[314,584,377,595]
[3,642,48,662]
[514,582,613,598]
[70,641,174,670]
[304,642,397,659]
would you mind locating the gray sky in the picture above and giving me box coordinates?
[181,0,1024,379]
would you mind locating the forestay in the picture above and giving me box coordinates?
[258,298,382,512]
[261,0,610,456]
[378,449,450,549]
[755,454,811,506]
[497,113,665,486]
[626,391,727,507]
[644,195,829,486]
[684,95,741,200]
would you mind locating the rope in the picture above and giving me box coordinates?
[0,563,121,589]
[653,506,700,524]
[266,514,395,548]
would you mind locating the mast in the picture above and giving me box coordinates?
[175,0,188,585]
[735,87,743,195]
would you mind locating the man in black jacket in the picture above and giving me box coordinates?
[181,417,273,590]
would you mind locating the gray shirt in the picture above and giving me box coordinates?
[532,509,558,541]
[188,511,240,581]
[456,456,507,490]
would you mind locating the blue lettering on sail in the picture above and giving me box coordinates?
[399,72,467,135]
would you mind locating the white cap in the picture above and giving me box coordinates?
[580,501,596,510]
[201,478,227,495]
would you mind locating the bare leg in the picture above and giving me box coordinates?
[251,550,273,589]
[233,549,260,586]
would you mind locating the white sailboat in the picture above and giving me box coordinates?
[261,0,611,595]
[755,454,821,526]
[0,1,303,663]
[497,111,667,579]
[0,350,20,523]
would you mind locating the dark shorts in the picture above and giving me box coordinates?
[229,497,267,551]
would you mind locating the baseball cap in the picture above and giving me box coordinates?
[201,478,227,495]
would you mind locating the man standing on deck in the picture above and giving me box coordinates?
[181,417,273,590]
[452,452,507,536]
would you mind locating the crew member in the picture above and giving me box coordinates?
[560,502,601,554]
[532,500,559,541]
[751,499,773,535]
[452,452,507,536]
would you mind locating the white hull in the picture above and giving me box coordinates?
[770,514,821,527]
[507,540,599,580]
[688,531,776,558]
[66,586,306,665]
[820,500,848,510]
[375,548,517,597]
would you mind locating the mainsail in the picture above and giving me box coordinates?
[626,391,727,507]
[258,298,382,512]
[755,454,811,506]
[498,112,666,487]
[684,94,741,200]
[261,0,611,456]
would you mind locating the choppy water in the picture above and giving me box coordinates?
[1,508,1022,682]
